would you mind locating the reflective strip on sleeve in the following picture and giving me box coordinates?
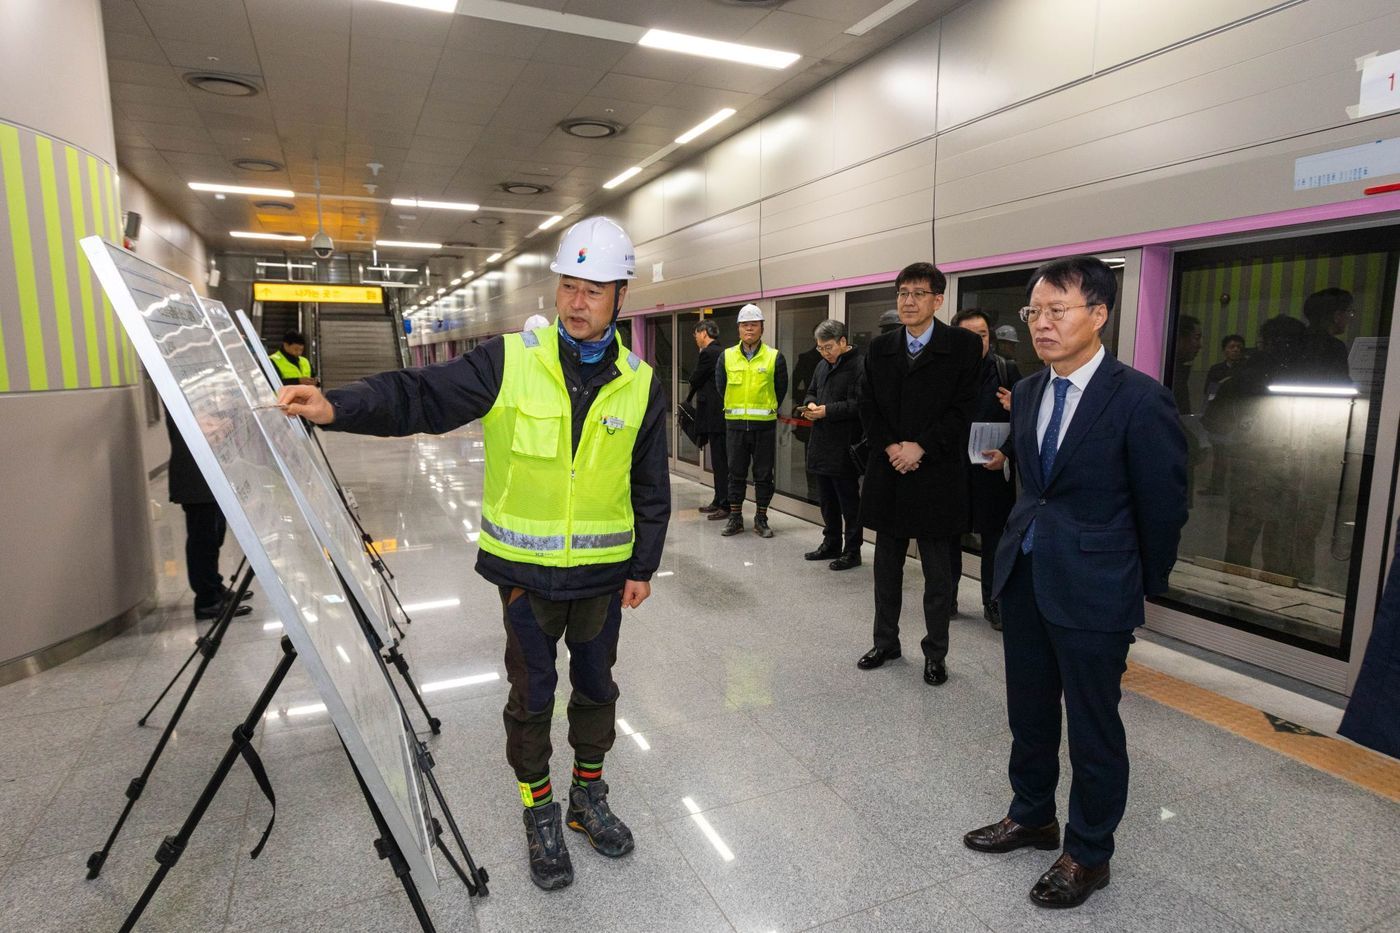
[521,330,540,348]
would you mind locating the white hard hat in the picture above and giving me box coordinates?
[737,303,763,323]
[994,324,1019,343]
[549,216,636,282]
[523,314,550,331]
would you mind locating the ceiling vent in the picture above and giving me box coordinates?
[232,158,282,173]
[472,216,505,226]
[254,200,295,212]
[560,118,622,139]
[184,72,261,97]
[500,181,550,196]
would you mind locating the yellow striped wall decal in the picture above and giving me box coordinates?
[0,122,48,391]
[35,135,78,389]
[67,147,101,386]
[88,154,119,385]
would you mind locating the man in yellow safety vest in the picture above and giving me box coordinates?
[278,216,670,894]
[269,331,315,385]
[716,303,788,538]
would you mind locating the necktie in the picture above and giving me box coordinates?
[1022,377,1071,554]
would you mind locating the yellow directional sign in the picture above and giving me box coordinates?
[253,282,384,304]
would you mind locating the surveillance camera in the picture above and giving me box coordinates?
[311,230,334,259]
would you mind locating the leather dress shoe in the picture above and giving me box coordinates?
[1030,852,1110,909]
[804,543,839,561]
[963,817,1061,853]
[194,600,253,621]
[698,504,721,514]
[856,646,900,669]
[923,658,948,685]
[828,551,861,571]
[707,508,730,521]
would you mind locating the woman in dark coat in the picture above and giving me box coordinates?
[799,319,864,570]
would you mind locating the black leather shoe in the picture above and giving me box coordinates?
[828,551,861,571]
[804,543,839,561]
[195,601,253,621]
[1030,852,1110,909]
[721,515,745,536]
[707,508,731,521]
[923,658,948,685]
[963,817,1061,853]
[986,602,1003,632]
[857,646,900,669]
[698,504,721,514]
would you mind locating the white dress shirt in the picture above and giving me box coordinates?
[1036,343,1107,454]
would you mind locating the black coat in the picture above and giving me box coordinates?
[967,353,1021,534]
[858,320,982,537]
[802,346,863,476]
[685,340,726,434]
[165,410,214,505]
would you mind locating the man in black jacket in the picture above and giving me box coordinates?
[799,319,864,571]
[856,262,982,686]
[280,217,671,894]
[686,319,729,517]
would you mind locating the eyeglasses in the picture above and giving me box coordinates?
[1018,303,1098,323]
[896,289,936,302]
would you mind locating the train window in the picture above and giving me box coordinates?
[846,285,898,349]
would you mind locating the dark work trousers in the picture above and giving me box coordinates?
[182,503,228,610]
[873,533,952,661]
[500,587,622,782]
[816,473,862,554]
[705,430,730,509]
[949,526,1003,608]
[999,552,1134,868]
[726,424,777,510]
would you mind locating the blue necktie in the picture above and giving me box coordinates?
[1022,377,1071,554]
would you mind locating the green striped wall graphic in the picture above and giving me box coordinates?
[0,118,131,393]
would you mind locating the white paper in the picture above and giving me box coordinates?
[969,422,1011,464]
[1358,49,1400,118]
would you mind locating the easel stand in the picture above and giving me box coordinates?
[344,744,438,932]
[342,574,441,736]
[86,567,255,880]
[118,635,298,933]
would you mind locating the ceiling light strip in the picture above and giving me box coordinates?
[639,29,799,69]
[845,0,922,37]
[231,231,305,241]
[192,182,295,197]
[376,239,443,249]
[391,197,480,211]
[675,108,736,144]
[603,166,641,190]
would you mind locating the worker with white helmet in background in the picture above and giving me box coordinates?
[715,302,789,538]
[278,216,670,894]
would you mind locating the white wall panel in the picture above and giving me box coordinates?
[705,125,761,217]
[834,22,939,168]
[627,207,762,308]
[760,85,836,197]
[663,166,708,234]
[626,179,665,244]
[936,0,1097,131]
[1094,0,1283,71]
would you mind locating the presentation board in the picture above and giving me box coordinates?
[231,307,404,633]
[80,236,437,894]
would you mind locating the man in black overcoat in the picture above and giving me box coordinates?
[856,262,982,685]
[686,319,730,517]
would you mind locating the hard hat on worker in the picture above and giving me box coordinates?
[737,303,763,324]
[549,216,636,283]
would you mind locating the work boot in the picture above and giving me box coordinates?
[566,780,635,857]
[753,514,774,538]
[985,601,1003,632]
[721,514,745,536]
[522,802,573,890]
[829,550,861,571]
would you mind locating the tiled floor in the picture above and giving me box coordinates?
[1,426,1397,932]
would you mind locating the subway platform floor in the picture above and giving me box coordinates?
[1,426,1397,933]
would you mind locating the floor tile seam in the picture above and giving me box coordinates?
[647,814,778,933]
[791,877,995,933]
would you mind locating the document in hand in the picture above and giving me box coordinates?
[968,422,1011,464]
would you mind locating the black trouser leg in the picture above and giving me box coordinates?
[949,536,963,591]
[915,535,952,662]
[816,474,842,548]
[752,427,776,509]
[707,431,729,508]
[979,527,1002,607]
[564,594,623,765]
[182,503,227,609]
[726,427,752,510]
[872,533,910,652]
[833,474,862,554]
[1000,553,1062,831]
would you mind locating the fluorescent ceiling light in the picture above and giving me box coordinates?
[375,0,456,12]
[231,231,305,241]
[436,287,448,295]
[676,108,736,144]
[845,0,921,37]
[368,265,417,272]
[538,214,564,231]
[376,239,442,248]
[1267,383,1359,397]
[451,276,463,285]
[603,166,641,189]
[361,280,419,287]
[639,29,799,69]
[256,261,315,269]
[391,197,479,211]
[191,182,294,197]
[460,269,474,277]
[486,252,502,262]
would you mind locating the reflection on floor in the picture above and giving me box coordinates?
[1168,558,1347,647]
[0,428,1396,933]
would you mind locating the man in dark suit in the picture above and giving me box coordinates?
[856,262,982,686]
[964,256,1187,909]
[686,319,729,518]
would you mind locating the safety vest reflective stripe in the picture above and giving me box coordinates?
[724,407,776,416]
[479,517,633,553]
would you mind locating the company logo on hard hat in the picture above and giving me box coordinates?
[577,247,588,264]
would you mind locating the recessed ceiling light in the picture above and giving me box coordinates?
[603,166,642,189]
[537,215,564,231]
[390,197,479,211]
[232,158,283,173]
[500,181,550,196]
[369,265,418,272]
[231,231,305,241]
[191,182,295,197]
[676,108,737,144]
[451,276,463,285]
[254,200,296,212]
[185,72,261,96]
[214,193,226,200]
[256,260,316,269]
[375,0,455,11]
[376,239,443,249]
[638,29,799,69]
[486,252,502,263]
[845,0,922,37]
[560,118,622,139]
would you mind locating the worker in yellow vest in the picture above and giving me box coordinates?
[716,303,788,538]
[269,331,315,385]
[278,216,670,894]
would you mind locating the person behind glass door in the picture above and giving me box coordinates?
[1203,333,1246,495]
[686,319,730,518]
[715,303,788,539]
[951,309,1021,630]
[966,256,1187,910]
[798,319,864,571]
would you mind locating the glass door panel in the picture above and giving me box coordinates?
[775,295,831,504]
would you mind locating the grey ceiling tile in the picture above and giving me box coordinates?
[529,31,632,70]
[349,36,444,76]
[742,10,845,55]
[565,96,652,125]
[433,49,532,85]
[136,0,256,41]
[106,59,184,89]
[101,0,151,34]
[683,60,791,96]
[158,38,261,74]
[349,0,459,45]
[518,60,613,93]
[778,0,888,24]
[588,72,677,105]
[119,101,202,124]
[445,17,545,57]
[609,47,696,83]
[633,103,718,129]
[111,82,182,106]
[104,29,170,65]
[562,0,768,34]
[653,84,755,114]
